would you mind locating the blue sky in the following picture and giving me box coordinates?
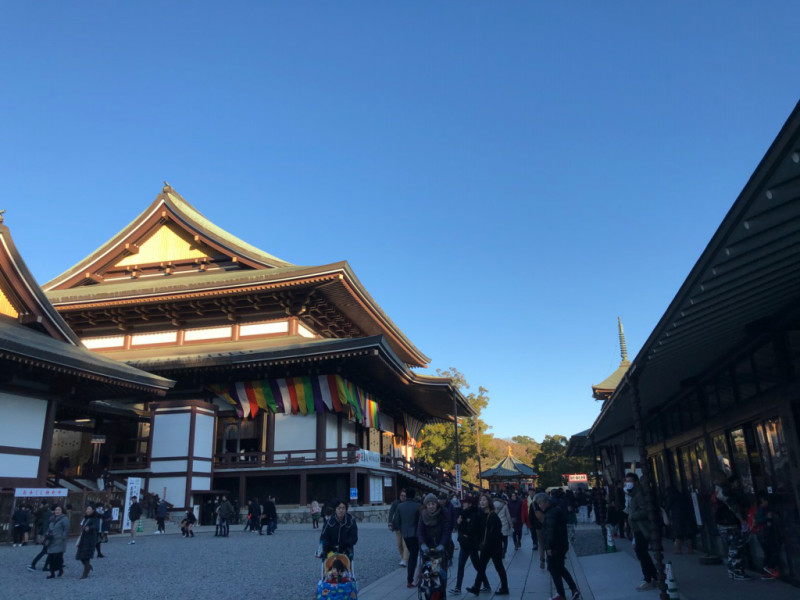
[2,3,799,442]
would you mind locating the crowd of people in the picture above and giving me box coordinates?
[9,471,785,593]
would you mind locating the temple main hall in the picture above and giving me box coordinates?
[40,185,472,510]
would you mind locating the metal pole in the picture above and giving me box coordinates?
[453,392,461,496]
[475,416,483,491]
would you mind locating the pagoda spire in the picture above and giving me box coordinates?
[618,316,628,362]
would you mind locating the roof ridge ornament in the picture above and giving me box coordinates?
[618,316,628,362]
[0,209,5,224]
[162,181,173,194]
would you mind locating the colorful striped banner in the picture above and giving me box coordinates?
[207,375,377,422]
[404,413,424,445]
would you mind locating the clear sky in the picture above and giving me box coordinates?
[2,3,799,442]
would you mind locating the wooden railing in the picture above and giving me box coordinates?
[108,453,149,471]
[108,448,483,494]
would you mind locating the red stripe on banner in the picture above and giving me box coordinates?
[287,378,300,414]
[243,383,259,417]
[327,375,344,412]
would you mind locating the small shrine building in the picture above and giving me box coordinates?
[480,448,537,494]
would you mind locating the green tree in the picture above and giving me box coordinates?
[532,434,592,488]
[511,435,541,466]
[416,368,491,486]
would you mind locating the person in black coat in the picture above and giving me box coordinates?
[535,492,580,600]
[450,495,483,594]
[76,505,100,579]
[262,496,278,535]
[319,499,358,558]
[466,493,509,596]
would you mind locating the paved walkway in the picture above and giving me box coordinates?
[360,524,800,600]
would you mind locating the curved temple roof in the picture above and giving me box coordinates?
[43,184,431,367]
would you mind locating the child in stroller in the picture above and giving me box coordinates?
[419,548,448,600]
[317,553,357,600]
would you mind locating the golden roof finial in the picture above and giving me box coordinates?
[618,316,628,362]
[507,445,513,457]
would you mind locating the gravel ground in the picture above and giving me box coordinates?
[572,523,610,557]
[0,522,399,600]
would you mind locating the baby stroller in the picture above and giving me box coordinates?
[418,548,447,600]
[316,552,358,600]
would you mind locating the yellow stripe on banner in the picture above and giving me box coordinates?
[250,382,268,412]
[293,377,308,415]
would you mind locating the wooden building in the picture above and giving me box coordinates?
[588,101,800,581]
[43,185,473,510]
[0,219,172,493]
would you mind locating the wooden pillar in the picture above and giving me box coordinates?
[266,412,275,466]
[238,474,246,511]
[300,472,308,506]
[37,398,58,485]
[316,412,326,463]
[337,414,343,463]
[364,472,371,504]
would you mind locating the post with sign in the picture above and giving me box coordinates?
[122,477,142,532]
[455,464,462,496]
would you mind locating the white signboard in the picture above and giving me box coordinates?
[14,488,68,498]
[123,477,142,532]
[369,475,384,503]
[354,449,381,466]
[112,507,120,521]
[455,464,462,492]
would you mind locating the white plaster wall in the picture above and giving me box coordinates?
[151,412,191,458]
[191,476,211,491]
[192,461,212,473]
[274,413,315,458]
[342,420,356,447]
[193,413,215,458]
[325,412,338,448]
[0,393,47,449]
[0,453,39,478]
[148,476,187,505]
[151,460,188,473]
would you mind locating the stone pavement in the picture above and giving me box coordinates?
[360,523,800,600]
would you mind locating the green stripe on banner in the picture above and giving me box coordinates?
[301,376,315,414]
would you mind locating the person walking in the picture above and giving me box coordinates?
[493,494,513,558]
[663,486,696,554]
[76,505,100,579]
[466,493,509,596]
[127,496,143,544]
[530,493,546,569]
[262,495,278,535]
[156,498,168,534]
[395,488,422,589]
[752,491,780,579]
[250,497,262,534]
[319,499,358,558]
[311,498,322,529]
[626,472,659,590]
[712,473,751,580]
[45,505,69,579]
[450,494,482,595]
[217,494,234,537]
[12,504,28,547]
[417,492,454,593]
[388,489,410,567]
[94,505,106,558]
[535,492,581,600]
[507,491,524,550]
